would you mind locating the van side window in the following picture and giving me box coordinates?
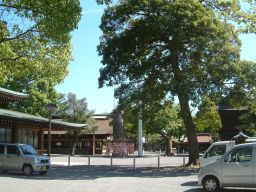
[207,145,226,157]
[226,147,253,163]
[0,144,4,154]
[7,145,19,155]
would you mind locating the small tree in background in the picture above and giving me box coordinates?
[151,102,184,156]
[82,117,98,155]
[61,93,94,155]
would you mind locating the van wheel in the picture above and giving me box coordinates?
[22,165,33,176]
[203,176,220,192]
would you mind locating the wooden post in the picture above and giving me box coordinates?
[39,128,44,150]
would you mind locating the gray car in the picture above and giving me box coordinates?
[0,143,50,176]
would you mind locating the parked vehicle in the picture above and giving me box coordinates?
[246,137,256,143]
[198,143,256,192]
[0,143,50,176]
[199,141,235,167]
[200,137,256,167]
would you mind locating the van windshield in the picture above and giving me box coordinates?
[19,145,38,155]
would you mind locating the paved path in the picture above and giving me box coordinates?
[0,155,255,192]
[0,165,199,192]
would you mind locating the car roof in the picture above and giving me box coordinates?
[212,141,234,144]
[233,142,256,148]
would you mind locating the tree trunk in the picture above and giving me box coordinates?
[177,92,199,165]
[171,50,199,165]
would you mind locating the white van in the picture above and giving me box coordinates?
[199,141,235,166]
[198,143,256,192]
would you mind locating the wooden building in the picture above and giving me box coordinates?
[48,114,113,155]
[218,106,248,140]
[0,87,86,152]
[182,133,213,153]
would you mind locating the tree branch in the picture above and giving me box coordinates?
[0,3,31,12]
[0,55,26,62]
[0,25,38,44]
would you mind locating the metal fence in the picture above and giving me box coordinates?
[51,153,189,170]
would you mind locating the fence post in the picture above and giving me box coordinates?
[183,149,185,170]
[110,154,113,167]
[88,155,90,169]
[68,155,70,168]
[158,156,160,170]
[133,153,136,170]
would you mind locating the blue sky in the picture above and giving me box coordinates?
[56,0,256,114]
[56,1,114,114]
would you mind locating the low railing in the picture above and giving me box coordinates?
[50,152,189,170]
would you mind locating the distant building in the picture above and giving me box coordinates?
[218,106,248,140]
[48,114,113,155]
[182,133,213,152]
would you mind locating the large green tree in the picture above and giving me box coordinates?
[96,0,256,165]
[0,0,82,115]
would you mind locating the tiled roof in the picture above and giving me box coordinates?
[0,108,86,129]
[183,133,213,143]
[0,87,29,103]
[46,117,113,135]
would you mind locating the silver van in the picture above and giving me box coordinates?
[0,143,50,176]
[198,143,256,192]
[200,141,235,167]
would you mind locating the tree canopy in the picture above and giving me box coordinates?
[0,0,82,115]
[97,0,256,165]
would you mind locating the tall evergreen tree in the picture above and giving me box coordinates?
[96,0,255,165]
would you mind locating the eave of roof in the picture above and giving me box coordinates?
[0,108,86,129]
[0,87,29,99]
[217,105,249,111]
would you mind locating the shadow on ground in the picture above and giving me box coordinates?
[182,183,256,192]
[0,165,197,180]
